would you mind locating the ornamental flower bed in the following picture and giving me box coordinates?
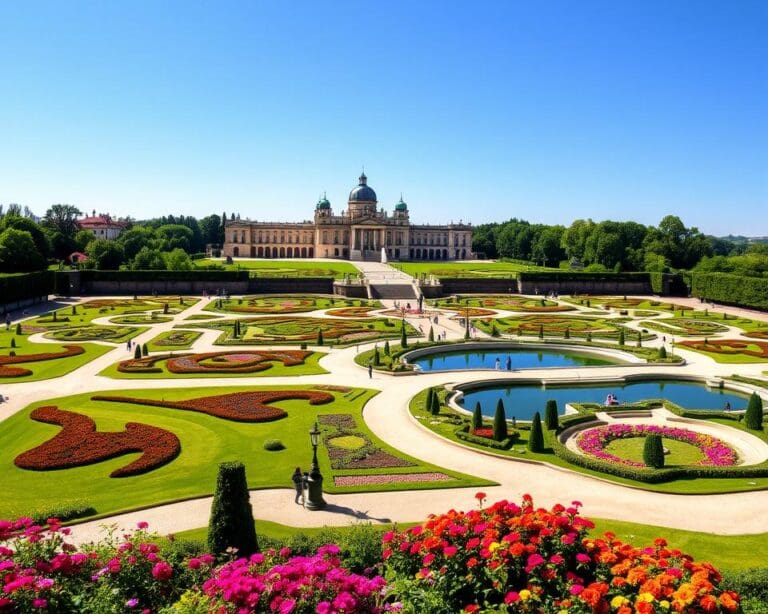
[325,306,379,318]
[320,418,416,471]
[0,496,742,613]
[334,472,453,486]
[575,424,738,468]
[382,494,740,613]
[678,339,768,360]
[481,315,625,339]
[46,326,137,342]
[117,350,313,374]
[0,345,85,378]
[91,390,334,423]
[14,406,180,477]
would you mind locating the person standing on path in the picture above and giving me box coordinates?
[368,362,373,378]
[292,467,304,505]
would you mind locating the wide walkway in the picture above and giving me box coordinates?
[2,291,768,545]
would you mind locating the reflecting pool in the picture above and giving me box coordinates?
[411,348,617,371]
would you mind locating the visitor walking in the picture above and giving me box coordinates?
[368,362,373,379]
[292,467,304,505]
[506,355,512,371]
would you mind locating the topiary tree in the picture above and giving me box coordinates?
[538,325,544,339]
[618,328,625,346]
[15,323,21,336]
[528,412,544,452]
[586,331,592,342]
[401,323,408,348]
[658,345,667,359]
[564,327,570,339]
[208,461,258,557]
[142,343,148,356]
[745,392,764,431]
[493,399,507,442]
[472,402,483,430]
[373,346,380,366]
[491,322,499,337]
[636,331,642,348]
[10,338,15,348]
[163,302,169,314]
[71,305,77,315]
[383,340,390,356]
[431,389,441,415]
[134,344,142,359]
[544,400,558,430]
[317,329,324,346]
[428,326,434,342]
[643,434,665,468]
[425,388,434,412]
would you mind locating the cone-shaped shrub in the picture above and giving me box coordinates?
[428,326,434,342]
[384,340,390,356]
[52,311,57,321]
[142,343,149,356]
[586,331,592,342]
[15,323,21,335]
[538,325,544,339]
[658,345,667,359]
[637,331,642,347]
[643,434,665,468]
[472,402,483,430]
[317,329,324,346]
[564,327,570,339]
[401,324,408,348]
[544,400,558,430]
[491,322,499,337]
[745,392,764,431]
[71,305,77,315]
[10,338,15,348]
[208,461,258,558]
[493,399,507,441]
[373,347,380,366]
[528,412,544,452]
[425,387,434,412]
[134,344,142,359]
[618,328,625,346]
[431,389,440,415]
[163,302,169,314]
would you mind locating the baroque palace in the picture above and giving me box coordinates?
[222,173,473,261]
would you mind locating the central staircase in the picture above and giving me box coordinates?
[353,261,420,301]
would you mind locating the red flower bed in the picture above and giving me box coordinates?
[0,345,85,378]
[679,339,768,359]
[325,306,378,318]
[117,350,312,374]
[334,472,452,486]
[472,427,494,439]
[14,406,180,478]
[91,390,334,423]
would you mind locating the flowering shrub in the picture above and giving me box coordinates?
[92,390,334,423]
[576,424,738,468]
[383,495,741,613]
[202,545,387,613]
[14,406,181,477]
[0,345,85,378]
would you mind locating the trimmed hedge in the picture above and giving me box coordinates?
[518,271,653,284]
[691,273,768,311]
[81,269,249,282]
[455,424,518,450]
[0,271,53,305]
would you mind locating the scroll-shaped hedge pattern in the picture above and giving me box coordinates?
[14,406,180,477]
[0,345,85,378]
[91,390,334,422]
[117,350,313,374]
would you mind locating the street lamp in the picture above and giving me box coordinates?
[305,421,326,510]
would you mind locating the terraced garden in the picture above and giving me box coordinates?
[0,385,488,520]
[392,260,555,277]
[195,259,360,278]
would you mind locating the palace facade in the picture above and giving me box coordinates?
[221,173,473,261]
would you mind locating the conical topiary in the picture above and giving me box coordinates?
[637,331,642,348]
[538,325,544,339]
[618,328,625,346]
[373,346,380,366]
[317,329,324,346]
[493,399,507,442]
[401,323,408,348]
[428,326,434,342]
[472,402,483,430]
[658,345,667,359]
[643,434,665,469]
[745,392,764,431]
[134,344,142,359]
[528,412,544,452]
[208,461,258,557]
[384,340,390,356]
[425,388,434,412]
[142,343,148,356]
[15,323,21,336]
[431,389,441,415]
[544,400,558,430]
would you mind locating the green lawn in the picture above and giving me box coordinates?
[0,331,113,382]
[392,260,555,278]
[0,385,489,520]
[204,295,381,315]
[196,259,361,278]
[99,350,328,379]
[146,330,202,351]
[604,437,705,465]
[409,390,768,494]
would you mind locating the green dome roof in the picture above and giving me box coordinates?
[316,194,331,210]
[395,197,408,211]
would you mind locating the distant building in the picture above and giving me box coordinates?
[222,173,473,261]
[78,210,127,240]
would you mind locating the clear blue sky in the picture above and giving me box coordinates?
[1,1,765,235]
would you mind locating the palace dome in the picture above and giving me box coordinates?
[348,173,377,203]
[395,196,408,212]
[316,194,331,210]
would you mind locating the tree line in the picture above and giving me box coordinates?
[471,215,767,275]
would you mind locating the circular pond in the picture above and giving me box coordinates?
[408,344,624,372]
[457,380,750,421]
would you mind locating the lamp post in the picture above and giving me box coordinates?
[305,421,326,510]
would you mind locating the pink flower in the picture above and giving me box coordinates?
[136,521,149,530]
[151,561,172,582]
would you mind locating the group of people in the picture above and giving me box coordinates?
[494,356,513,371]
[605,393,620,406]
[292,467,309,505]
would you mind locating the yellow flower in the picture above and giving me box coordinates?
[519,589,531,601]
[611,596,629,608]
[638,592,656,603]
[488,542,501,553]
[659,601,670,610]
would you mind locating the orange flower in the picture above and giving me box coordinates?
[719,592,740,612]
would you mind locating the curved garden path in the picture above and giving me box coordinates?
[2,293,768,544]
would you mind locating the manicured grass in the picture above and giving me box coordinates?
[196,259,361,278]
[603,437,705,466]
[475,314,654,342]
[639,318,729,337]
[204,295,381,315]
[392,260,555,278]
[99,350,328,379]
[0,331,113,382]
[431,295,575,313]
[589,518,768,571]
[409,389,768,494]
[677,339,768,363]
[563,297,684,312]
[0,385,489,520]
[44,325,147,344]
[146,330,202,351]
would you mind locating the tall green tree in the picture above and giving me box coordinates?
[86,239,124,270]
[745,392,763,430]
[208,461,258,557]
[44,204,82,236]
[493,399,507,441]
[0,228,46,271]
[528,412,544,452]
